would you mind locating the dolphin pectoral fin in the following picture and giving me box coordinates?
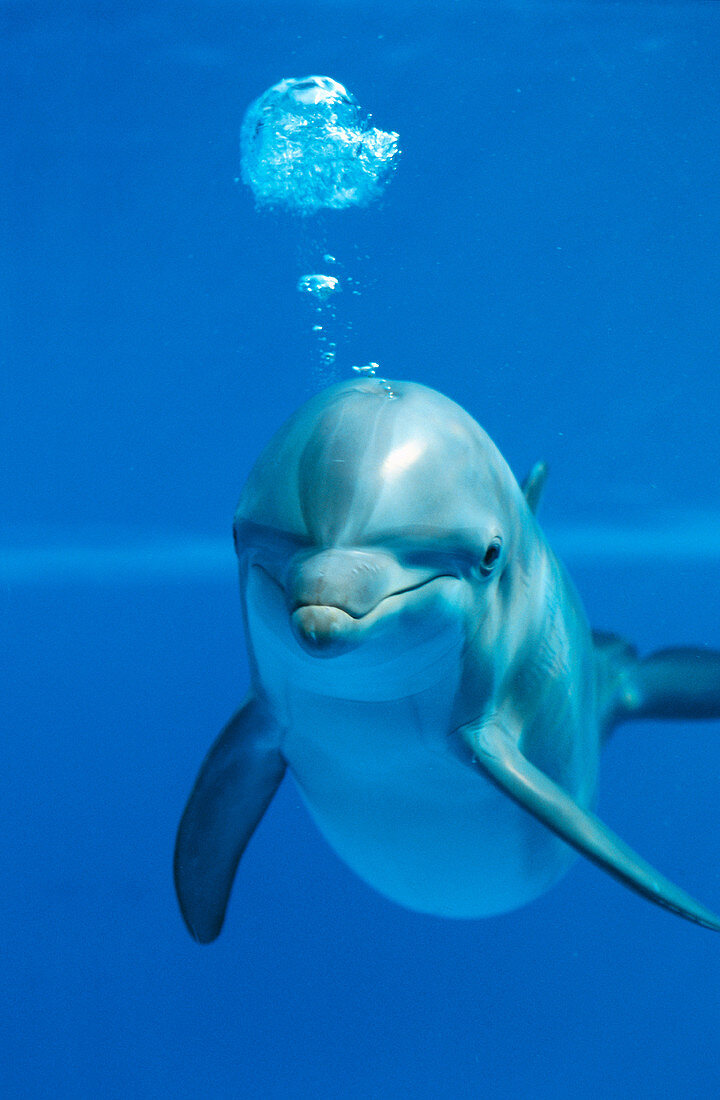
[456,720,720,932]
[174,697,285,943]
[621,647,720,722]
[521,460,548,515]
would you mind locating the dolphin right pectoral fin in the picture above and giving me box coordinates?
[456,719,720,932]
[174,697,285,943]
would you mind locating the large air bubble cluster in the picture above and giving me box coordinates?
[240,76,400,215]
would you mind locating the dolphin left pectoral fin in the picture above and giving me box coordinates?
[174,697,286,943]
[456,720,720,932]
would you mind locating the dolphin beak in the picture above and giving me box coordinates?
[287,548,399,620]
[291,604,361,657]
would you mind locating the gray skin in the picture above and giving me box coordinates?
[175,378,720,942]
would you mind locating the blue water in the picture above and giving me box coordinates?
[4,3,720,1096]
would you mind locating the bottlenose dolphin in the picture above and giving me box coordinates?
[175,378,720,942]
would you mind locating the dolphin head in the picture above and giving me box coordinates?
[233,379,527,699]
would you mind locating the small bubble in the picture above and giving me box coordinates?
[312,324,323,332]
[297,273,340,302]
[352,362,396,398]
[323,254,336,264]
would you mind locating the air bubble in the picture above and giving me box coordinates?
[240,75,400,215]
[297,273,340,302]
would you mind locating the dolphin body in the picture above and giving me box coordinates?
[175,378,720,942]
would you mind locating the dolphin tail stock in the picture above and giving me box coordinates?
[174,697,286,943]
[620,646,720,722]
[593,631,720,732]
[455,718,720,932]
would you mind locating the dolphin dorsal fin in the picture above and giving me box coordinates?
[521,461,548,514]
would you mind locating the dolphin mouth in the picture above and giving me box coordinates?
[252,563,457,658]
[290,575,453,657]
[291,574,446,619]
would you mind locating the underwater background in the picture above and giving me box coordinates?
[4,1,720,1096]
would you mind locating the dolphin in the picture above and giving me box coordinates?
[174,378,720,942]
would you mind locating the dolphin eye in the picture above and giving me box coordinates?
[479,537,502,576]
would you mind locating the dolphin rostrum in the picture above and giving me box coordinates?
[175,378,720,942]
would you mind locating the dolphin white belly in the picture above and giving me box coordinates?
[283,688,577,917]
